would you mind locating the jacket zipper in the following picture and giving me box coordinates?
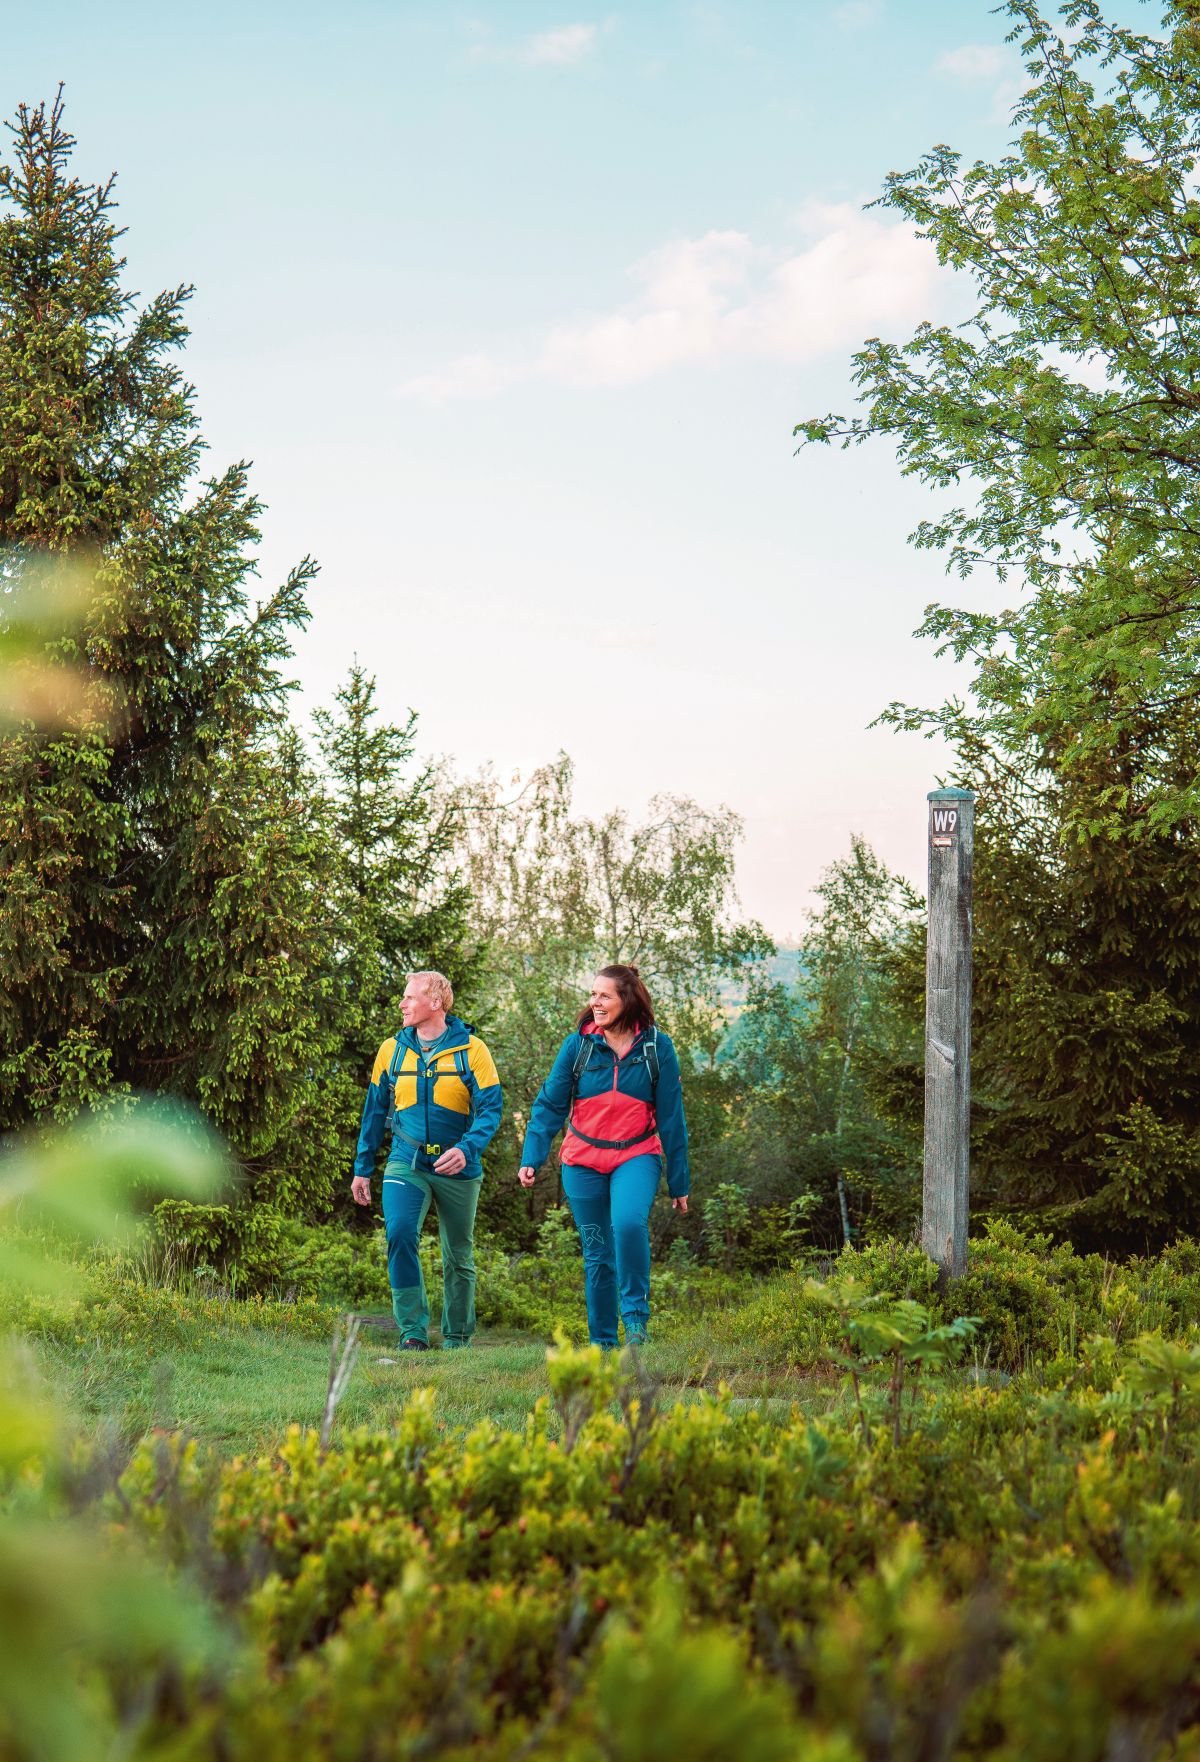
[413,1039,468,1154]
[569,1036,651,1136]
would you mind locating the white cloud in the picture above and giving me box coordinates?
[524,23,596,65]
[469,21,598,67]
[833,0,885,29]
[933,44,1010,81]
[587,625,657,649]
[933,43,1023,123]
[397,204,947,404]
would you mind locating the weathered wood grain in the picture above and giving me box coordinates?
[922,788,974,1282]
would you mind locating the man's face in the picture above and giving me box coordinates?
[402,980,441,1030]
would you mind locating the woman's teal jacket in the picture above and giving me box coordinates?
[520,1024,689,1197]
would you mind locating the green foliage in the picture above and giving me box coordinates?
[795,1,1200,1246]
[809,1275,979,1446]
[0,1112,233,1761]
[14,1176,1200,1756]
[71,1295,1200,1758]
[0,96,348,1241]
[407,1207,750,1345]
[0,1257,338,1351]
[983,754,1200,1245]
[717,1220,1200,1381]
[0,1106,344,1353]
[312,664,480,1092]
[873,746,1200,1246]
[704,1181,750,1272]
[0,1101,222,1289]
[798,0,1200,834]
[585,1588,851,1762]
[718,838,922,1247]
[0,1503,221,1762]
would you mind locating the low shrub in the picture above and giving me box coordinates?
[714,1218,1200,1374]
[11,1218,1200,1756]
[0,1204,749,1357]
[0,1263,339,1350]
[471,1208,752,1341]
[276,1219,394,1307]
[94,1316,1200,1760]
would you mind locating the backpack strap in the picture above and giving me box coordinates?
[383,1038,406,1128]
[564,1033,594,1135]
[454,1044,477,1127]
[643,1025,660,1105]
[389,1038,479,1157]
[569,1033,594,1099]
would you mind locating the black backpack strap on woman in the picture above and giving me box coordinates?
[565,1026,661,1152]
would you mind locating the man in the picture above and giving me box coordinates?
[352,971,502,1350]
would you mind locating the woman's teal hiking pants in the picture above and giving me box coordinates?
[561,1154,663,1347]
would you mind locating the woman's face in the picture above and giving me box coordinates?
[589,976,624,1031]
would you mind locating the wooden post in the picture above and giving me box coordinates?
[923,787,974,1282]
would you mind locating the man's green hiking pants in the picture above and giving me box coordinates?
[382,1165,481,1347]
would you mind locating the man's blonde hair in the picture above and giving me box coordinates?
[408,970,454,1011]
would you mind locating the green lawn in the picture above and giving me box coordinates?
[34,1312,840,1458]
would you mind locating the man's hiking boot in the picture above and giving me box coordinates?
[399,1339,429,1352]
[624,1325,648,1347]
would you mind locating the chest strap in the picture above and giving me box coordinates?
[386,1040,478,1159]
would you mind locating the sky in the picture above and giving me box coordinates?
[8,1,1111,935]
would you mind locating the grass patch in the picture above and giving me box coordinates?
[27,1296,841,1458]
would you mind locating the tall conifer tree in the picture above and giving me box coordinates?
[313,663,479,1079]
[0,94,345,1231]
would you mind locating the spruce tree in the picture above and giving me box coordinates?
[0,94,345,1246]
[313,663,479,1079]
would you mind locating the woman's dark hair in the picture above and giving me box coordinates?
[576,964,656,1035]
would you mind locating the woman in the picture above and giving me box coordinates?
[518,965,689,1347]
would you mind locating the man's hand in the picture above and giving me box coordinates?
[351,1176,373,1207]
[517,1166,537,1188]
[434,1146,467,1175]
[671,1195,689,1213]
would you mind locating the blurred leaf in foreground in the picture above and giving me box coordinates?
[0,1099,226,1293]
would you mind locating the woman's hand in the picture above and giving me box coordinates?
[517,1166,537,1188]
[351,1176,372,1206]
[671,1195,688,1213]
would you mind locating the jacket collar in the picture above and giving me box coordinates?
[582,1021,646,1054]
[399,1013,471,1056]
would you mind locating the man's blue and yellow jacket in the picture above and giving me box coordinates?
[353,1015,503,1181]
